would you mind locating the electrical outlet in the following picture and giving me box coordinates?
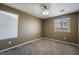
[9,41,11,44]
[64,37,66,40]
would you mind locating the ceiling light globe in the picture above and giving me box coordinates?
[42,10,50,15]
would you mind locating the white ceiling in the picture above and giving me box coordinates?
[4,3,79,19]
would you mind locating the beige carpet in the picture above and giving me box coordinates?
[0,38,79,55]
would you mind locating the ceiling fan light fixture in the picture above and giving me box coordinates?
[42,10,50,15]
[42,4,50,15]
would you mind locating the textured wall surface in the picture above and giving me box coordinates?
[0,4,42,50]
[43,13,78,44]
[78,13,79,44]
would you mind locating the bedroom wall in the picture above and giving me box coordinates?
[42,13,78,44]
[0,4,42,50]
[78,12,79,45]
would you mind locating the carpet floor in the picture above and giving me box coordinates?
[0,38,79,55]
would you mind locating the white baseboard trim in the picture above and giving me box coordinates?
[42,37,79,47]
[0,37,78,53]
[0,38,42,53]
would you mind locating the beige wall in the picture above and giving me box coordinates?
[43,13,78,44]
[0,4,42,50]
[78,12,79,44]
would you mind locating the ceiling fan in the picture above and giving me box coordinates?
[41,4,50,15]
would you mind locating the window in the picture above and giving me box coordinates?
[54,18,70,32]
[0,10,18,40]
